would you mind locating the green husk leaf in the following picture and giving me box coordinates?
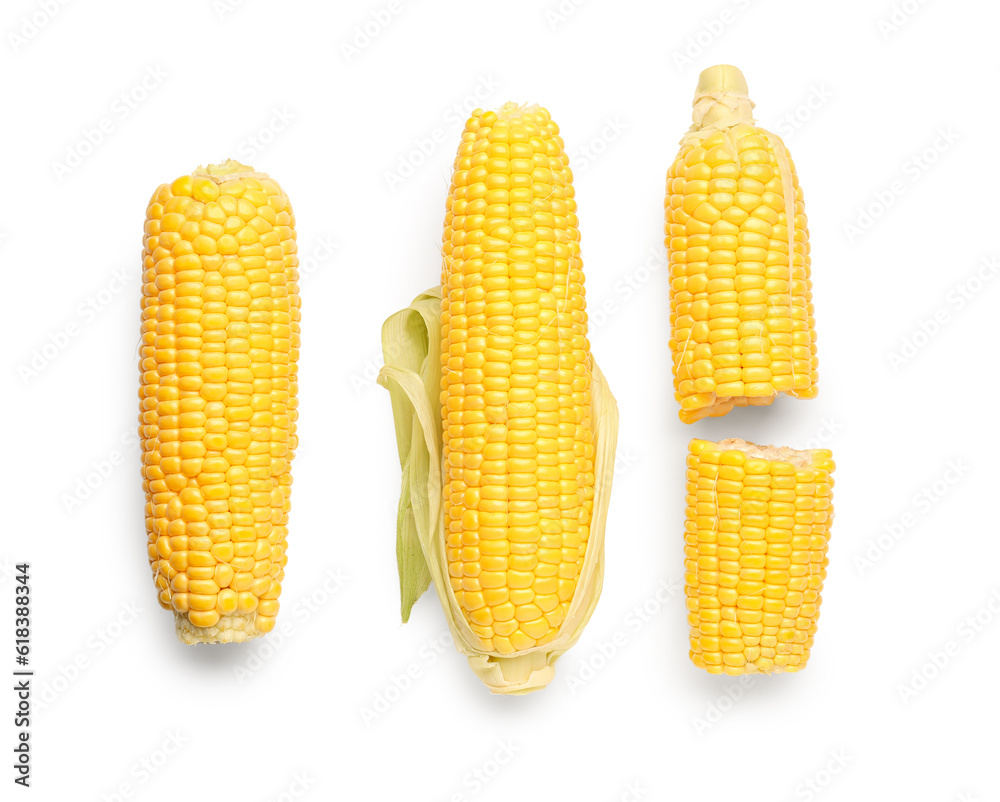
[395,460,429,622]
[378,287,620,694]
[378,292,441,621]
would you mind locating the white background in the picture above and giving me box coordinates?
[2,0,998,799]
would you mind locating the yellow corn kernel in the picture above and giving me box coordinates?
[666,66,818,423]
[684,438,834,675]
[140,159,299,645]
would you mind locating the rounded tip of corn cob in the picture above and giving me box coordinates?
[192,158,266,183]
[174,612,266,645]
[696,64,749,97]
[495,101,543,121]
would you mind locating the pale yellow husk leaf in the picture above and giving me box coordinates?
[378,288,619,694]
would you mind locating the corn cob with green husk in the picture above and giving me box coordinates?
[379,103,619,694]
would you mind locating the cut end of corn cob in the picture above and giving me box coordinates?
[667,66,818,423]
[713,437,813,467]
[140,161,299,645]
[685,438,834,675]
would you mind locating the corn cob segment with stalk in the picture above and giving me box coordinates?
[139,160,300,644]
[380,104,619,694]
[666,65,818,423]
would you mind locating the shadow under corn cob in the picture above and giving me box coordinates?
[139,160,300,644]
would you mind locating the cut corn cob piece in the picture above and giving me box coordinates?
[666,65,818,423]
[684,438,834,675]
[139,159,300,644]
[379,104,619,694]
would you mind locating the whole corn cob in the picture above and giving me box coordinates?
[684,438,834,674]
[379,104,619,693]
[139,160,300,644]
[666,65,818,423]
[442,103,595,655]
